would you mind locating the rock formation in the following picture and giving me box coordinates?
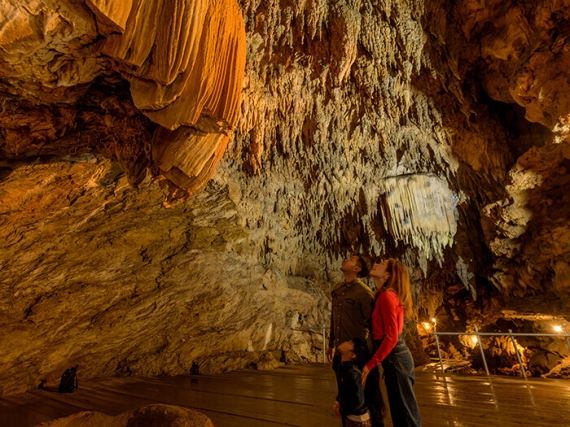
[1,0,570,396]
[0,0,246,194]
[36,404,214,427]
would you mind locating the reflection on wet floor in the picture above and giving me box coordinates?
[1,364,569,427]
[423,369,570,427]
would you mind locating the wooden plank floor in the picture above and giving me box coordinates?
[1,364,569,427]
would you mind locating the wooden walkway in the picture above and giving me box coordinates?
[1,364,569,426]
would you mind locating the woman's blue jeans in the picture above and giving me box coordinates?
[377,336,422,427]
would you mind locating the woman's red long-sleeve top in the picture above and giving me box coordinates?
[365,290,403,371]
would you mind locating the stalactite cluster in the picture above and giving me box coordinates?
[230,0,466,276]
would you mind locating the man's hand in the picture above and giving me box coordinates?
[361,365,370,387]
[326,347,335,363]
[333,401,341,418]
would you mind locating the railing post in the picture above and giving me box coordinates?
[474,326,490,376]
[433,323,445,375]
[509,329,527,380]
[322,325,326,364]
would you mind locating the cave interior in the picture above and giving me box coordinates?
[0,0,570,420]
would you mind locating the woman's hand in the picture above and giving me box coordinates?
[361,365,370,387]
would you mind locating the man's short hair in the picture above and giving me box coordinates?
[354,253,371,278]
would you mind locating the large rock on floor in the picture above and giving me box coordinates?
[0,157,328,396]
[544,356,570,380]
[35,404,214,427]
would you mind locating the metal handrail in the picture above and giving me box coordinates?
[433,331,570,338]
[432,326,570,378]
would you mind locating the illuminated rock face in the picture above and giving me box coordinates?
[0,158,326,395]
[1,0,570,395]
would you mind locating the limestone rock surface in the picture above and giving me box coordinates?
[544,356,570,379]
[0,158,327,396]
[35,404,214,427]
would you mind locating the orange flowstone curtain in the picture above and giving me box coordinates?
[95,0,246,194]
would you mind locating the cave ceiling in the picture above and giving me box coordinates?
[1,0,570,395]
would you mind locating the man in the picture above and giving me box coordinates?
[328,254,384,427]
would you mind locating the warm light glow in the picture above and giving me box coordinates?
[423,322,431,330]
[471,336,478,344]
[431,318,437,323]
[554,325,563,333]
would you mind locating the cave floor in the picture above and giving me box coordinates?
[1,364,569,427]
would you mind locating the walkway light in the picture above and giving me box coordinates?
[554,325,563,333]
[431,318,437,324]
[471,335,478,344]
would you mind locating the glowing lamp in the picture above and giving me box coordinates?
[554,325,563,333]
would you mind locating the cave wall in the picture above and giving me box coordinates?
[0,158,328,395]
[426,0,570,303]
[1,0,570,395]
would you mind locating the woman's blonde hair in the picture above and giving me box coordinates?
[380,258,413,319]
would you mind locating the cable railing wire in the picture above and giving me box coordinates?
[431,325,570,378]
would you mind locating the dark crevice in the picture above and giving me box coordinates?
[483,98,552,159]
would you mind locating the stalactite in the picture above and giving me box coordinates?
[98,0,247,192]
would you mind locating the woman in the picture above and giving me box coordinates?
[361,259,422,427]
